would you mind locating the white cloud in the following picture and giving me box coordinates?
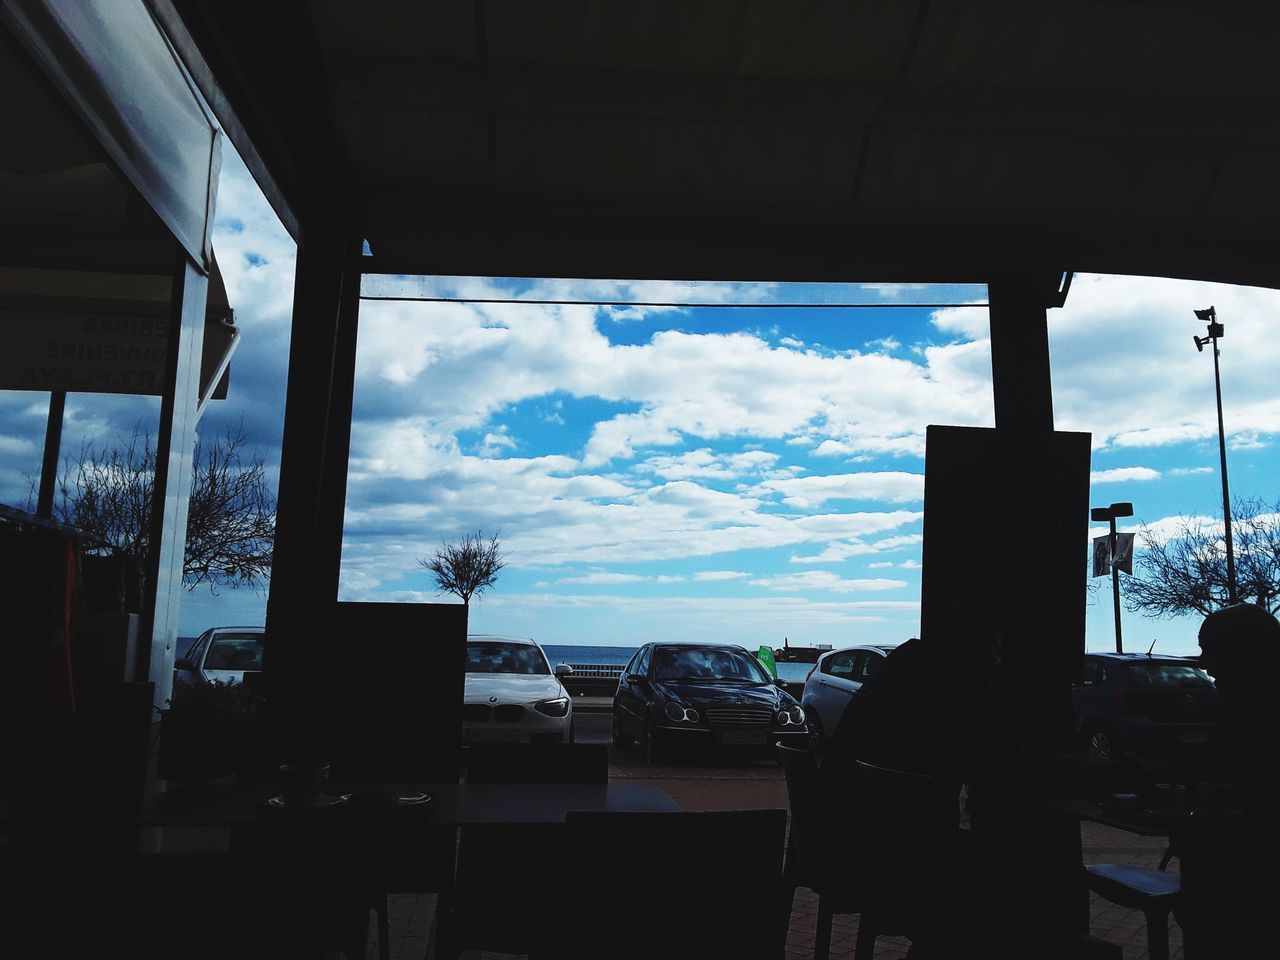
[639,448,780,481]
[693,571,750,581]
[1170,466,1214,476]
[750,571,908,593]
[1230,432,1268,451]
[1090,467,1160,484]
[868,561,894,569]
[557,572,646,585]
[756,472,924,507]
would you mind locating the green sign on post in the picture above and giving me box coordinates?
[756,645,777,679]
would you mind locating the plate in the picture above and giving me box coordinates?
[266,793,351,809]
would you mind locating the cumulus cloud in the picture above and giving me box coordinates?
[750,572,908,593]
[1090,467,1160,484]
[755,472,924,507]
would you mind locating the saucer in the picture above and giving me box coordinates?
[266,793,350,809]
[348,791,432,807]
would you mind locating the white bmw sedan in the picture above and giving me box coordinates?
[463,635,575,743]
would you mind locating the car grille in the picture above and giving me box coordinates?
[463,704,492,722]
[494,705,526,723]
[705,706,773,727]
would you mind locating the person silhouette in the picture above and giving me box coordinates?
[1177,602,1280,958]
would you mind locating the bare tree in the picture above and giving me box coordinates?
[51,425,275,609]
[1124,496,1280,618]
[419,530,506,605]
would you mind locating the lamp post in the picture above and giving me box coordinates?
[1193,306,1238,604]
[1091,501,1133,653]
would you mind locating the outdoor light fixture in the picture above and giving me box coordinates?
[1193,305,1238,603]
[1092,501,1134,653]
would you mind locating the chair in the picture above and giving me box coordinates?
[463,741,608,783]
[1083,860,1180,960]
[549,808,789,960]
[854,760,968,959]
[446,742,609,958]
[778,743,876,960]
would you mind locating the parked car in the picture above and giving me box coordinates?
[800,643,898,751]
[463,635,575,743]
[174,626,264,687]
[613,642,808,762]
[1072,652,1220,763]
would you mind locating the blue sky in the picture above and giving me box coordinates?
[3,148,1278,655]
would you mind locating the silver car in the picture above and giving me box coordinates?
[463,635,575,743]
[800,643,897,750]
[175,626,264,687]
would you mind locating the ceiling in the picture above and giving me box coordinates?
[170,0,1280,286]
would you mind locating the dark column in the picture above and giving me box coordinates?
[143,250,208,712]
[36,390,66,518]
[977,274,1090,956]
[263,228,358,737]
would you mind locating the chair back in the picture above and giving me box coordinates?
[464,741,608,783]
[778,742,837,890]
[553,809,789,960]
[855,760,959,924]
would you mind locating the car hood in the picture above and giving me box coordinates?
[464,673,567,704]
[657,680,794,708]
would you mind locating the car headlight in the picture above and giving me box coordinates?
[535,697,570,718]
[664,702,700,723]
[777,706,806,725]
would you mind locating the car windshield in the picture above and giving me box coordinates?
[203,633,263,671]
[1128,662,1215,688]
[653,647,771,684]
[466,641,550,675]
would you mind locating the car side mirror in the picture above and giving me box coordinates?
[555,663,573,677]
[774,678,789,689]
[174,658,196,672]
[627,673,646,685]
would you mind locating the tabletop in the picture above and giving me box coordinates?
[139,780,681,829]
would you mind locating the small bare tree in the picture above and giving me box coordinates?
[50,425,275,610]
[419,530,506,605]
[1125,496,1280,618]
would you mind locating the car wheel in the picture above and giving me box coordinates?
[806,711,825,753]
[612,711,634,750]
[1086,728,1113,763]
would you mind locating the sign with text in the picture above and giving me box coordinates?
[0,308,232,398]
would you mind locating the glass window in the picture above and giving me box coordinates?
[465,641,551,675]
[182,631,209,663]
[653,647,770,684]
[858,652,881,681]
[1126,662,1214,689]
[823,652,857,680]
[202,632,264,671]
[636,646,652,677]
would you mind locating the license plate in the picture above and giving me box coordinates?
[465,728,519,741]
[717,731,767,746]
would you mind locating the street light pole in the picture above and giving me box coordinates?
[1091,501,1134,654]
[1194,306,1238,604]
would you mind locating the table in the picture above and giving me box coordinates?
[140,780,681,831]
[138,781,682,958]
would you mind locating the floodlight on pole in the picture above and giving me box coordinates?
[1091,501,1133,653]
[1194,305,1238,605]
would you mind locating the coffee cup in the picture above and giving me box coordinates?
[278,761,330,806]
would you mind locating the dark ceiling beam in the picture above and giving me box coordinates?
[359,211,1280,290]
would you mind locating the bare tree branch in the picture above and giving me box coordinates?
[1125,497,1280,618]
[418,530,505,605]
[50,424,275,608]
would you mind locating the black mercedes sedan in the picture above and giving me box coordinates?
[613,642,808,762]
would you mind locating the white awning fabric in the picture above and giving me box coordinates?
[1,0,221,271]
